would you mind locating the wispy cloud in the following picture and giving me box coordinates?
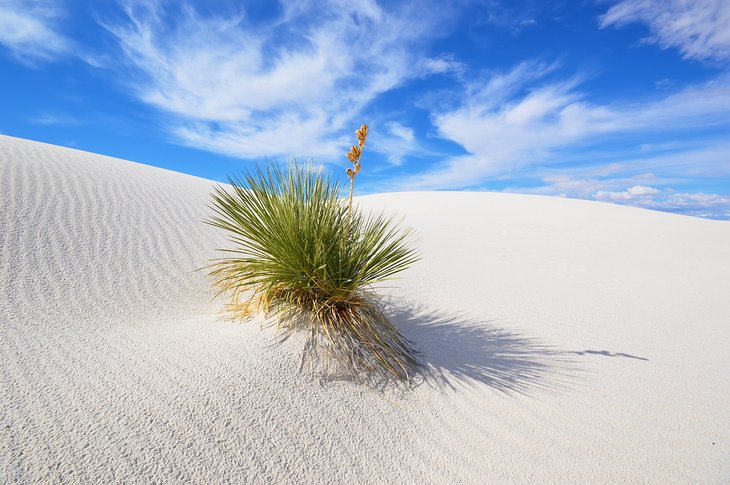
[0,0,70,64]
[500,141,730,218]
[368,120,431,166]
[506,175,730,219]
[595,186,730,219]
[477,0,542,35]
[103,0,454,161]
[415,54,466,77]
[29,112,83,125]
[600,0,730,62]
[398,61,730,190]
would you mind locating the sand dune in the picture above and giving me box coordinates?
[1,135,729,483]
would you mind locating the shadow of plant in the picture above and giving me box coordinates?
[384,299,580,396]
[571,349,649,361]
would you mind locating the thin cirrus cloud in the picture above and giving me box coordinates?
[507,174,730,219]
[102,0,456,162]
[397,61,730,192]
[29,113,84,125]
[370,121,429,167]
[497,139,730,219]
[0,0,70,64]
[527,141,730,195]
[600,0,730,62]
[595,186,730,219]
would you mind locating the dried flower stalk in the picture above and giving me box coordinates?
[346,124,368,220]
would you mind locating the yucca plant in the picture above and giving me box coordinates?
[207,133,420,384]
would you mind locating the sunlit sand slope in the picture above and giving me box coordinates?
[1,135,729,483]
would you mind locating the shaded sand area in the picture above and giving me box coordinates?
[1,135,729,483]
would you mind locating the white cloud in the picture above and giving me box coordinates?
[506,172,662,199]
[611,143,730,178]
[505,174,730,219]
[595,184,660,201]
[499,148,730,218]
[103,0,453,161]
[600,0,730,62]
[369,121,421,166]
[416,55,465,76]
[174,112,341,160]
[30,113,83,125]
[385,121,415,144]
[0,0,70,63]
[479,1,541,34]
[595,186,730,219]
[661,192,730,218]
[399,62,730,190]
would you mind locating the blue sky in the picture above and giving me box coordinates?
[1,0,729,219]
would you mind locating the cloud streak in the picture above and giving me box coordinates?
[104,0,454,161]
[501,141,730,218]
[600,0,730,62]
[398,62,730,191]
[0,0,70,64]
[595,186,730,219]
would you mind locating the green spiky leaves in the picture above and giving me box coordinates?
[207,163,420,383]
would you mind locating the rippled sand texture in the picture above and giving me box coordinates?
[1,135,729,483]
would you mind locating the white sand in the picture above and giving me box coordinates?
[1,134,729,484]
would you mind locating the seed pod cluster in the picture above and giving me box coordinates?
[345,124,368,219]
[346,124,368,180]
